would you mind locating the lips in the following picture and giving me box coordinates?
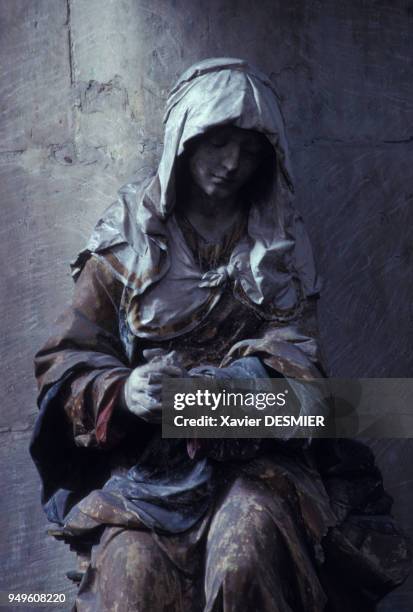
[211,174,234,184]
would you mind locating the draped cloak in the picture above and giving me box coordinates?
[30,58,410,610]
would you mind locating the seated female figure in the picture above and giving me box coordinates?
[31,58,410,611]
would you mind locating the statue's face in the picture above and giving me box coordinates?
[187,126,269,199]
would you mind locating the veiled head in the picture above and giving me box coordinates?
[185,125,272,200]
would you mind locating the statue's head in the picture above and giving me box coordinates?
[157,58,293,217]
[179,125,274,202]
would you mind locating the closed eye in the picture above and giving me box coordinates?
[209,137,229,148]
[242,147,261,157]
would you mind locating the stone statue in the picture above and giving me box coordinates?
[31,58,410,611]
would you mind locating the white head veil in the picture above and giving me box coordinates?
[73,58,321,340]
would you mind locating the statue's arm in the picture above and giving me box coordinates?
[34,255,132,449]
[220,296,325,379]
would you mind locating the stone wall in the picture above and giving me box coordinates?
[0,1,411,608]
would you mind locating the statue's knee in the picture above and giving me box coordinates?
[221,488,274,543]
[98,529,156,576]
[207,482,282,582]
[91,529,180,609]
[96,528,174,599]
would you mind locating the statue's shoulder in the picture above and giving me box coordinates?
[71,170,156,280]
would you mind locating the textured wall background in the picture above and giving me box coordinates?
[0,0,412,609]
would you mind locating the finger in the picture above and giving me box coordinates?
[143,364,185,378]
[140,398,162,411]
[129,388,162,403]
[147,383,162,398]
[155,365,186,378]
[143,348,168,362]
[162,350,181,365]
[147,371,164,384]
[128,402,162,421]
[129,362,172,381]
[129,390,161,407]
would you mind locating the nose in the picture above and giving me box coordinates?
[221,142,241,174]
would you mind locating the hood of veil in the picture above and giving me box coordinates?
[72,58,321,339]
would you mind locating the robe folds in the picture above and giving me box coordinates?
[31,251,410,611]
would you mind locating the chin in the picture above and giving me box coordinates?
[207,185,236,199]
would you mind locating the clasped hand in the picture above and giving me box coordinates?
[124,349,187,423]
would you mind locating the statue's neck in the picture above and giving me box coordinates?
[182,183,241,243]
